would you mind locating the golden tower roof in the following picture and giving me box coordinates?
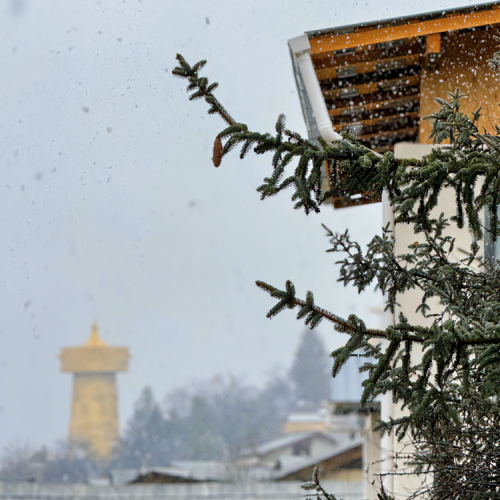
[83,323,107,347]
[60,323,129,373]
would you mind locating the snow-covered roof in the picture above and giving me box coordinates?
[273,438,363,480]
[286,413,325,423]
[123,461,229,484]
[238,431,338,458]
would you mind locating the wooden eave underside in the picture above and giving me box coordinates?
[303,5,500,208]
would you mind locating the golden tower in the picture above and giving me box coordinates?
[60,324,129,458]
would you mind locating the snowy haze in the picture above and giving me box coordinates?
[0,0,491,451]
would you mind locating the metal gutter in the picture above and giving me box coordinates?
[288,35,342,144]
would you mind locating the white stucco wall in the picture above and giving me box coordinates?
[373,142,483,500]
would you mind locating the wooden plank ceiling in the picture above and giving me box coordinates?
[312,37,424,153]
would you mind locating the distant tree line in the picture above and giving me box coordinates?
[113,329,329,468]
[0,330,330,482]
[112,375,292,468]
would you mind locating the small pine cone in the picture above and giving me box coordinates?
[213,136,222,167]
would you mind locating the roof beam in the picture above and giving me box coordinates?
[329,94,420,118]
[323,74,420,100]
[338,111,419,129]
[357,125,418,142]
[316,53,421,81]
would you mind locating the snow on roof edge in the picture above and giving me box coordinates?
[305,2,498,40]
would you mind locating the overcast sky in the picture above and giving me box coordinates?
[0,0,492,451]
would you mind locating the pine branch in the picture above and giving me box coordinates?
[173,56,500,244]
[173,54,235,126]
[172,54,385,214]
[256,280,385,336]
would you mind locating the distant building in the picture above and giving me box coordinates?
[235,431,340,470]
[121,431,362,488]
[60,324,129,458]
[330,356,369,403]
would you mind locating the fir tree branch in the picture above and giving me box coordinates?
[173,54,235,126]
[173,56,500,244]
[255,280,428,342]
[175,50,500,498]
[256,280,383,334]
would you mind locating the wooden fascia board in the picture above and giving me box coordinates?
[310,8,500,54]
